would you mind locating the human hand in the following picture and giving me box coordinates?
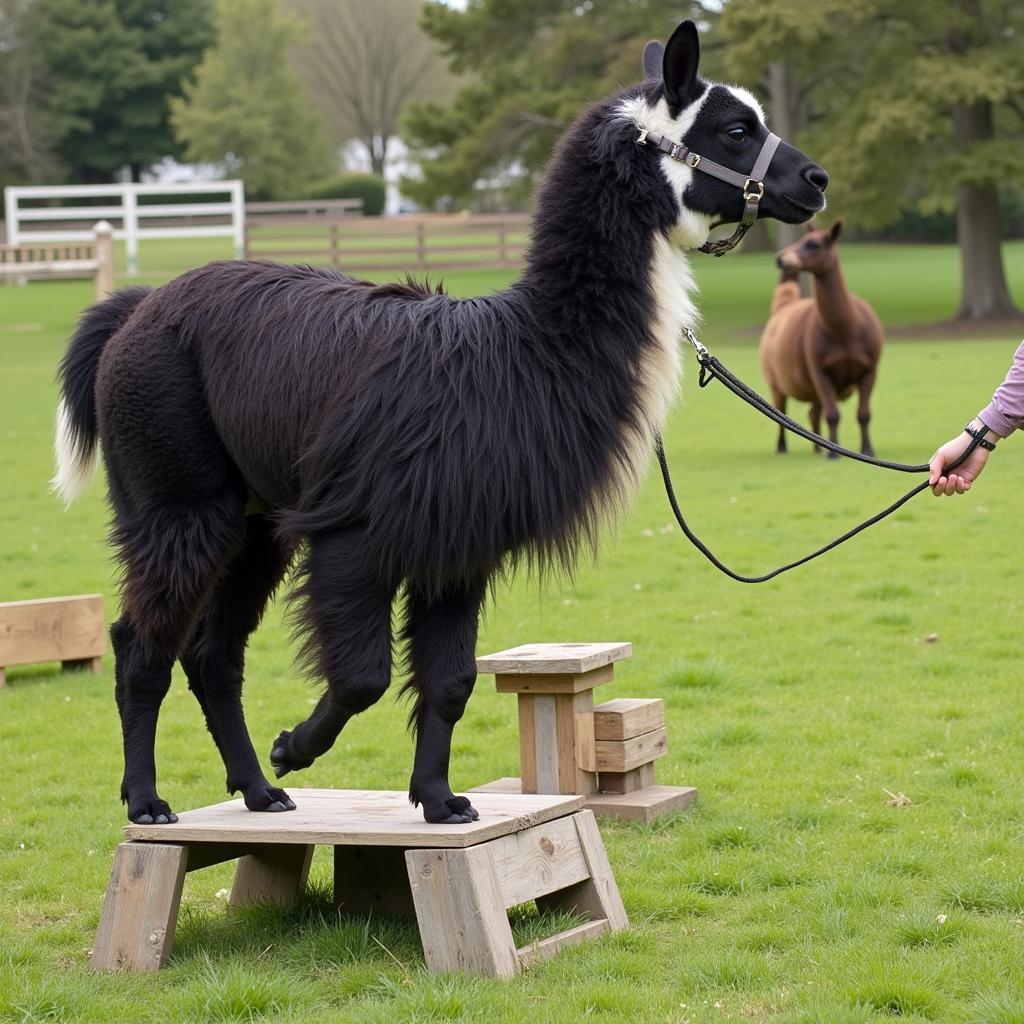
[928,422,995,496]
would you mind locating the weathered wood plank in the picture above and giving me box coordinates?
[123,789,583,848]
[586,785,698,824]
[0,595,104,670]
[594,727,668,773]
[494,664,615,694]
[593,698,665,741]
[517,694,538,793]
[406,845,519,977]
[231,843,313,908]
[92,842,187,971]
[486,814,590,908]
[478,642,631,675]
[597,762,656,795]
[516,919,610,968]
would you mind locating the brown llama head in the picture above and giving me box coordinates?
[776,219,844,275]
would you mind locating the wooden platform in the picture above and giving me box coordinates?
[96,788,627,978]
[471,777,699,825]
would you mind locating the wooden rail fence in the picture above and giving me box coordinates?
[244,213,530,275]
[0,220,114,298]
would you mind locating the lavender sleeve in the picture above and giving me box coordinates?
[977,340,1024,438]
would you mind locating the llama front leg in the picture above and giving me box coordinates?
[809,402,823,454]
[404,580,488,824]
[770,388,788,454]
[809,370,840,458]
[270,528,396,778]
[857,368,877,457]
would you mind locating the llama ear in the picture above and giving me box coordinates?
[828,219,844,244]
[642,40,664,81]
[662,21,700,112]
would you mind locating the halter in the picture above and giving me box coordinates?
[636,127,781,256]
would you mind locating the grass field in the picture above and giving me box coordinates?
[2,239,1024,1023]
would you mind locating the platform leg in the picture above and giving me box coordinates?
[230,843,313,908]
[406,844,519,977]
[335,846,415,915]
[536,811,628,930]
[62,656,102,674]
[92,842,188,971]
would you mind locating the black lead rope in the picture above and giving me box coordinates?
[655,338,987,584]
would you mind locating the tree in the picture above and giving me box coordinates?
[721,0,1024,322]
[402,0,718,210]
[171,0,331,201]
[0,0,58,186]
[287,0,456,177]
[26,0,215,182]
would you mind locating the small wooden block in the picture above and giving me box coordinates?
[92,842,187,971]
[495,663,614,694]
[594,727,667,773]
[231,843,312,908]
[598,762,655,795]
[0,595,105,674]
[593,698,664,741]
[586,785,698,824]
[478,642,631,675]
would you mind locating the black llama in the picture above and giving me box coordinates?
[54,21,827,825]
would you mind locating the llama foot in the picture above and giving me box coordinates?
[412,786,480,825]
[242,781,296,812]
[126,795,178,824]
[827,449,840,460]
[269,730,315,778]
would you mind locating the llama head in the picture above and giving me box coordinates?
[776,220,844,275]
[622,20,828,249]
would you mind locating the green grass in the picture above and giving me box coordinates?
[2,238,1024,1022]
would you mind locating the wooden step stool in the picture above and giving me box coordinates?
[473,643,697,823]
[92,788,627,978]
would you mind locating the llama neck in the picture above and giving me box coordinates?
[811,260,856,337]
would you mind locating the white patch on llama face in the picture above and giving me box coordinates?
[724,84,766,124]
[52,398,98,505]
[616,90,713,250]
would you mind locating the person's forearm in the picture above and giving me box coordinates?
[977,340,1024,438]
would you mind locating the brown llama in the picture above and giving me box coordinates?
[759,220,883,456]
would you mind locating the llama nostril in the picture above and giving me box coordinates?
[804,165,829,192]
[775,256,784,269]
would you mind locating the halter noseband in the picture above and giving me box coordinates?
[636,127,782,257]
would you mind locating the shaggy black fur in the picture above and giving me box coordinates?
[55,20,826,825]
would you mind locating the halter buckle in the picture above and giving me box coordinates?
[636,128,648,145]
[687,153,701,169]
[743,178,765,201]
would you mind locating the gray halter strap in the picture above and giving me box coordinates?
[636,128,782,257]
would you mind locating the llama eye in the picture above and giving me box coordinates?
[804,240,822,251]
[726,126,747,142]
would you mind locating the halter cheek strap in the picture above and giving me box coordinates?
[636,128,782,257]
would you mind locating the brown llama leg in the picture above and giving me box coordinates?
[809,402,823,454]
[857,368,877,457]
[770,387,788,454]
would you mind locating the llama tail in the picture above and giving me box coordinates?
[769,275,801,318]
[52,286,151,504]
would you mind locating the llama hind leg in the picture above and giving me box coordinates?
[810,402,823,454]
[404,580,488,825]
[857,368,877,457]
[180,514,296,812]
[771,388,788,453]
[270,527,396,778]
[113,493,246,823]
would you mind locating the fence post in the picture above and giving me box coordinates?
[498,223,508,266]
[94,221,115,299]
[4,187,18,246]
[416,222,427,272]
[330,222,340,271]
[232,181,246,260]
[122,188,138,276]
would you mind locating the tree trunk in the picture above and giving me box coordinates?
[952,101,1022,320]
[767,60,810,295]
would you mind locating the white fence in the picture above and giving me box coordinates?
[3,181,245,275]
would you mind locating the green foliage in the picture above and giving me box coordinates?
[25,0,215,181]
[721,0,1024,232]
[402,0,716,209]
[170,0,331,201]
[305,173,386,216]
